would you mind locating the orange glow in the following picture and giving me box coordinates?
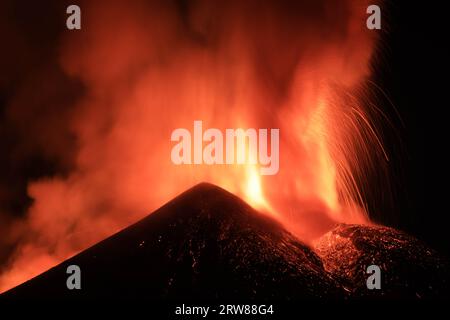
[244,166,273,213]
[0,0,386,293]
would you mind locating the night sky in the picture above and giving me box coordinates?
[372,2,448,254]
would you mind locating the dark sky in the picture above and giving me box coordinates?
[371,2,448,253]
[0,0,82,266]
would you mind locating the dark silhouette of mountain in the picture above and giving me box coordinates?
[315,224,450,299]
[2,183,448,301]
[2,183,342,300]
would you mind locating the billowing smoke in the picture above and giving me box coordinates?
[0,0,385,292]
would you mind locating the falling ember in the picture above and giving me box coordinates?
[0,0,387,293]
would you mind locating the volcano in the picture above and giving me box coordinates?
[1,183,341,300]
[1,183,448,300]
[315,224,450,299]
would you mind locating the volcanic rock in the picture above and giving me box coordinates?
[2,183,341,300]
[314,224,449,299]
